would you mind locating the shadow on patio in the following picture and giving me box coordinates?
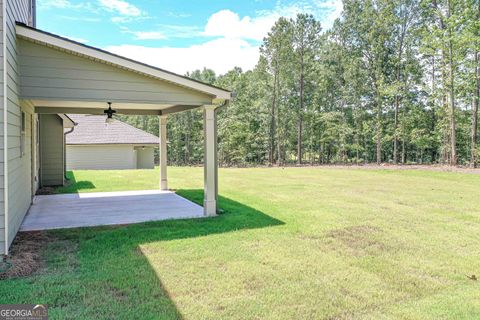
[16,190,284,319]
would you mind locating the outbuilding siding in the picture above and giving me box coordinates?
[136,147,154,169]
[66,145,136,170]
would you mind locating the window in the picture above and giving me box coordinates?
[20,112,26,157]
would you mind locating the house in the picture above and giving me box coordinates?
[0,0,231,256]
[65,114,159,171]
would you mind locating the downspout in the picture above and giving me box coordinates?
[3,0,8,257]
[64,126,76,180]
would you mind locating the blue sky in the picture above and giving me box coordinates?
[37,0,342,74]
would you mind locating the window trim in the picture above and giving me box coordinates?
[20,112,26,157]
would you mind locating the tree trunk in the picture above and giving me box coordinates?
[319,142,324,164]
[433,0,450,165]
[430,56,437,163]
[448,45,457,165]
[447,0,457,166]
[364,136,368,164]
[277,106,285,166]
[430,108,437,163]
[355,132,360,165]
[269,69,278,165]
[393,96,399,164]
[297,58,304,165]
[393,18,406,164]
[472,52,479,168]
[376,102,382,165]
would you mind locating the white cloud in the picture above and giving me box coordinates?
[39,0,92,10]
[40,0,72,8]
[105,1,344,75]
[167,12,192,19]
[105,38,259,75]
[48,0,343,76]
[39,0,73,9]
[121,25,201,40]
[202,1,343,42]
[98,0,142,16]
[59,15,102,22]
[204,9,276,41]
[129,31,166,40]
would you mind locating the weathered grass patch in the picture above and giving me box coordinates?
[0,232,56,279]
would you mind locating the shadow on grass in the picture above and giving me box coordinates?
[56,171,96,194]
[34,189,284,319]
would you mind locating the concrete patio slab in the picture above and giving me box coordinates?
[20,190,204,231]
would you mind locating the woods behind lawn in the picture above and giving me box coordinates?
[1,167,480,319]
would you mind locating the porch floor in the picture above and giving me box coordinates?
[20,190,204,231]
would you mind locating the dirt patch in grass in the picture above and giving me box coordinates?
[327,225,387,256]
[0,231,54,280]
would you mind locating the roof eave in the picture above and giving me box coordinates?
[15,23,232,100]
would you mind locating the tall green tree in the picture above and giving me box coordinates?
[117,0,480,168]
[291,14,322,164]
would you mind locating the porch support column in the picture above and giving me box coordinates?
[159,115,168,191]
[203,105,218,216]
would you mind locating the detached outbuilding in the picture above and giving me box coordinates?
[66,114,159,170]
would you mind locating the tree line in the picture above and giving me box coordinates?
[118,0,480,167]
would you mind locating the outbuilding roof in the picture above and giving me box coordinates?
[66,114,159,145]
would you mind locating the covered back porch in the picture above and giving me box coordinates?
[21,190,204,231]
[16,23,231,222]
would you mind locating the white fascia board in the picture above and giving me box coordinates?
[67,143,159,147]
[58,114,75,128]
[16,25,232,100]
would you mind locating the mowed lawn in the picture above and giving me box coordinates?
[2,167,480,319]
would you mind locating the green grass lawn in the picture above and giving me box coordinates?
[2,167,480,319]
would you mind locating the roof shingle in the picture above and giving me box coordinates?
[66,114,159,145]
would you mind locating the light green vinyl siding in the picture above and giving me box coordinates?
[8,101,33,245]
[0,0,6,254]
[2,0,33,254]
[39,114,64,186]
[17,39,214,106]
